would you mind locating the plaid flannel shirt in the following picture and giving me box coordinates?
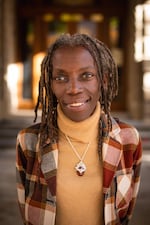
[16,117,142,225]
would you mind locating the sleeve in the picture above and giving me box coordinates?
[16,132,27,224]
[122,132,143,225]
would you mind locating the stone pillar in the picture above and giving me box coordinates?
[126,0,144,119]
[0,0,17,119]
[0,0,4,119]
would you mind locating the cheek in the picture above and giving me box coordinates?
[51,81,57,93]
[92,82,100,100]
[51,83,58,98]
[51,83,64,100]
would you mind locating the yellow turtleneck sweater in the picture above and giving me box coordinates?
[56,102,103,225]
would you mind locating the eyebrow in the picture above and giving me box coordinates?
[53,66,96,73]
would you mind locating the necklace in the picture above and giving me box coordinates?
[65,134,91,176]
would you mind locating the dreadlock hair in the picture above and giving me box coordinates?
[34,33,118,158]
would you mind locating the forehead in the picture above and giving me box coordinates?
[52,46,95,65]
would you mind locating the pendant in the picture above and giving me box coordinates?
[75,161,86,176]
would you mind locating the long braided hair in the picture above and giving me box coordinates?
[34,33,118,159]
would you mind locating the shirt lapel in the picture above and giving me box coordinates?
[40,140,58,196]
[102,117,123,194]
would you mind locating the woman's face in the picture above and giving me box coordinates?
[51,46,100,122]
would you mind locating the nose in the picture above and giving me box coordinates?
[66,78,83,95]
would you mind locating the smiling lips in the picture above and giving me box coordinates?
[68,102,84,107]
[66,99,90,108]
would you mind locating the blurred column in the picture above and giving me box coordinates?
[126,0,144,120]
[0,0,4,119]
[0,0,17,119]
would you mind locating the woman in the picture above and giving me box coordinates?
[16,33,142,225]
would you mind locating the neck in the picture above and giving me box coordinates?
[57,102,101,143]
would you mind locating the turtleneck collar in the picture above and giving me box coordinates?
[57,102,101,143]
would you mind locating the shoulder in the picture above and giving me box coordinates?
[19,122,41,134]
[17,123,41,151]
[111,117,140,146]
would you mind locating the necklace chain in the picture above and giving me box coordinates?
[65,134,91,176]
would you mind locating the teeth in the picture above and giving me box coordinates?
[69,103,84,107]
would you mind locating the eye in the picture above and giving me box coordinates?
[52,74,68,82]
[81,72,94,80]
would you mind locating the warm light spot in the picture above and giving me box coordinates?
[72,14,84,22]
[134,38,143,62]
[143,72,150,91]
[43,14,54,22]
[135,1,150,61]
[143,72,150,100]
[33,52,45,104]
[60,13,71,22]
[90,14,104,22]
[143,3,150,21]
[6,63,23,109]
[143,36,150,59]
[135,4,144,62]
[60,13,83,22]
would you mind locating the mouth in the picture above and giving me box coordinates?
[66,99,89,108]
[68,102,85,107]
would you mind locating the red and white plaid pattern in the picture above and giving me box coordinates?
[16,117,142,225]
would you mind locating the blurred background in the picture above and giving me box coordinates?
[0,0,150,224]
